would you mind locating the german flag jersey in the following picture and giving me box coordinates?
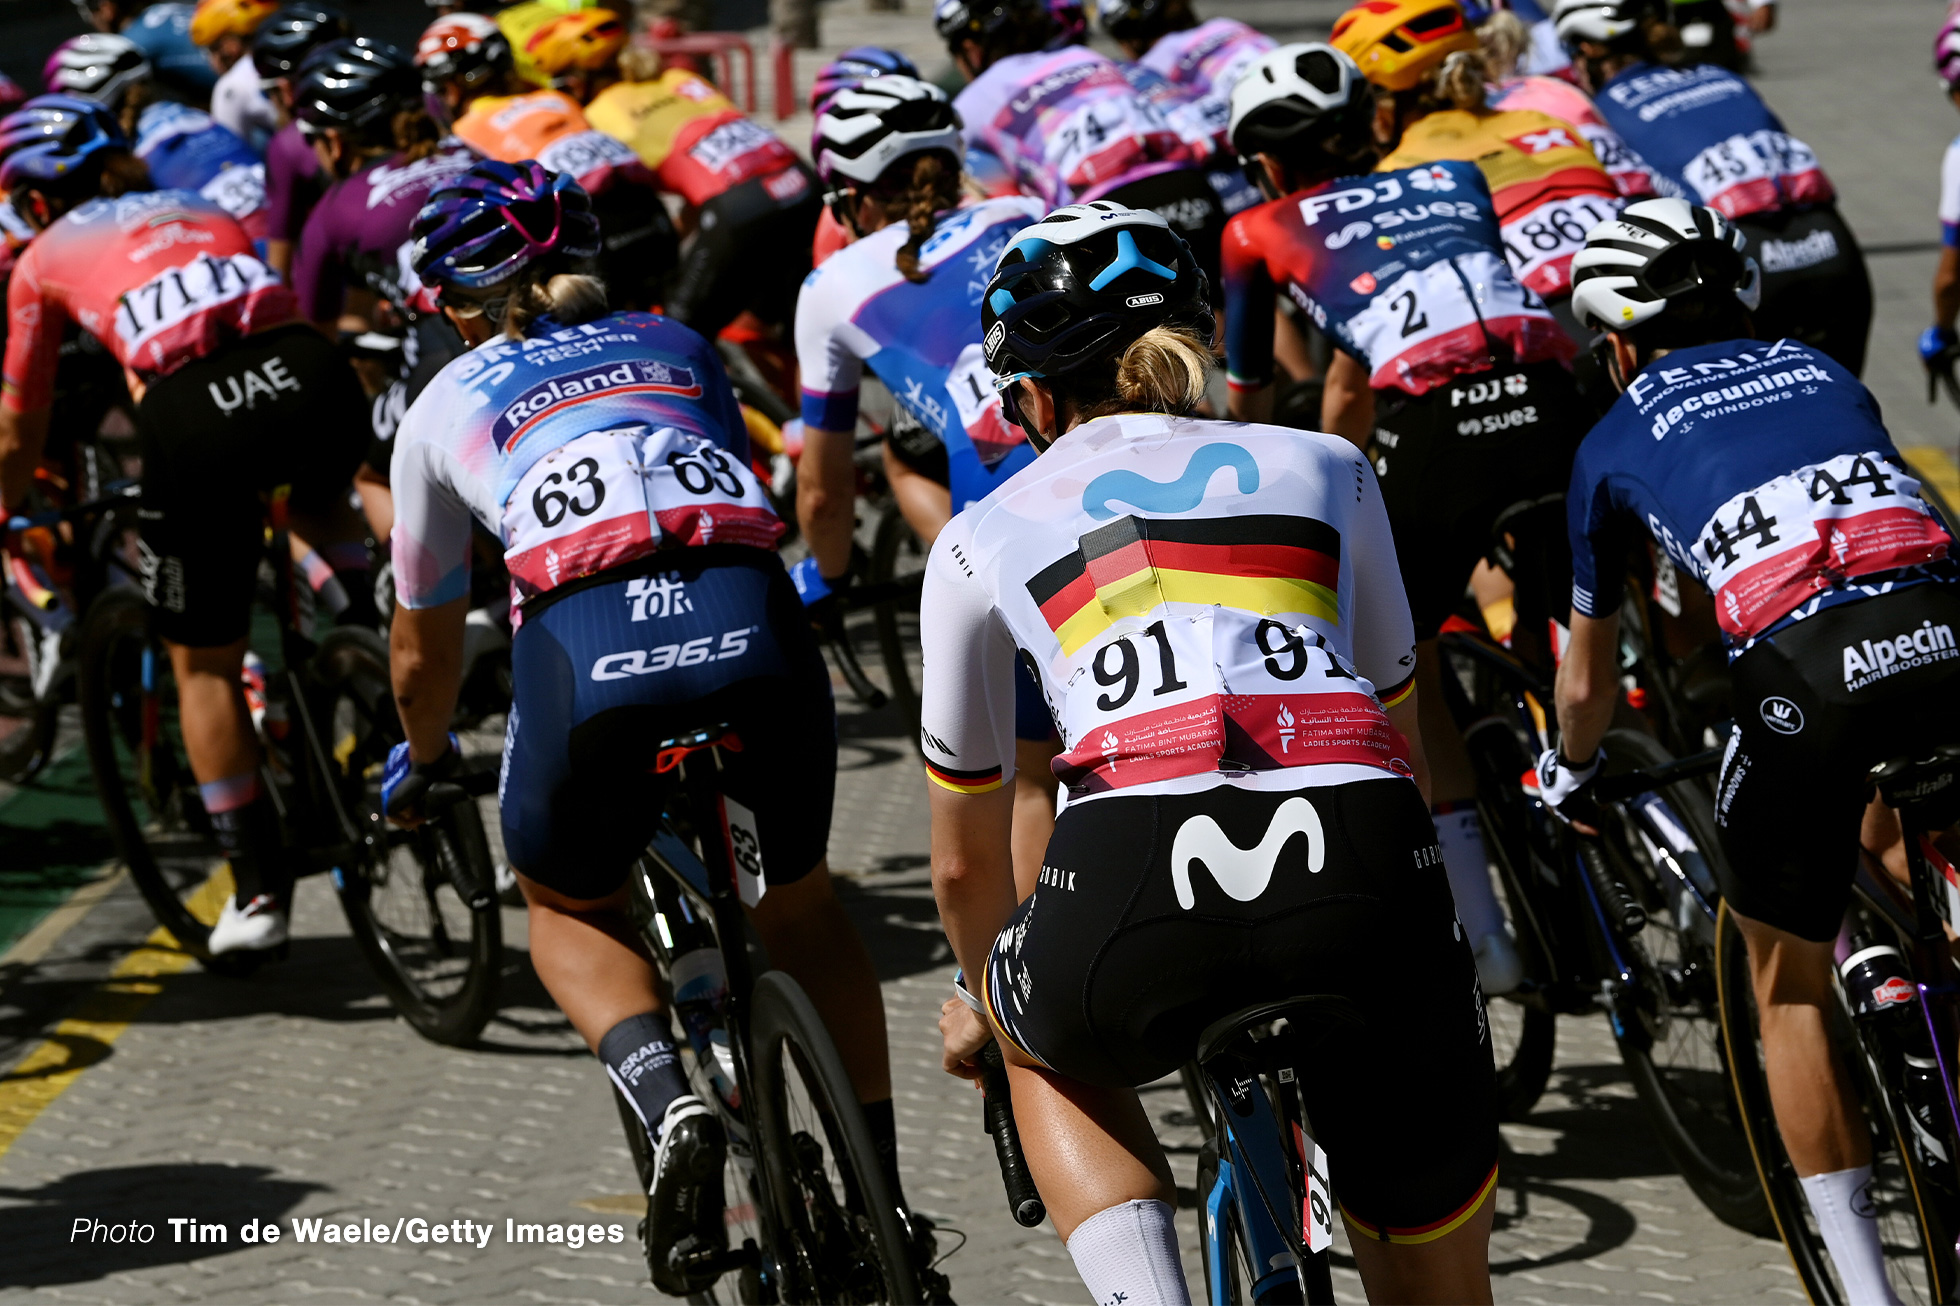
[918,415,1418,803]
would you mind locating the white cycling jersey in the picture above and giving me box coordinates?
[1941,133,1960,248]
[919,414,1417,804]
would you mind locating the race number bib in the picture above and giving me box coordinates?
[503,426,781,597]
[538,131,639,187]
[200,162,266,221]
[1347,253,1544,394]
[114,251,281,356]
[944,342,1023,472]
[1044,95,1169,194]
[1499,191,1624,299]
[1683,130,1828,218]
[687,118,780,177]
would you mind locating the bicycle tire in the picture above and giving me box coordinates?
[1602,730,1770,1235]
[314,627,502,1047]
[75,587,252,972]
[749,969,920,1304]
[1717,901,1947,1304]
[0,688,58,783]
[867,500,923,754]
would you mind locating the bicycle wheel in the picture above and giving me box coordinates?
[866,500,923,751]
[314,628,502,1046]
[1717,901,1946,1303]
[1602,730,1770,1234]
[749,969,919,1304]
[75,588,249,971]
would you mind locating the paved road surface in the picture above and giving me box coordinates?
[2,0,1955,1301]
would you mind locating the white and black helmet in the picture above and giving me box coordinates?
[811,75,962,188]
[1552,0,1658,48]
[1570,197,1761,334]
[46,34,151,109]
[1227,42,1371,165]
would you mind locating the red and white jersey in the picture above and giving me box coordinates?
[953,46,1194,207]
[919,415,1418,804]
[3,189,294,413]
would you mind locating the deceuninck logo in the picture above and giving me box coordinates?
[1842,620,1959,691]
[492,360,700,451]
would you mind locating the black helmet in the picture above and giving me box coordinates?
[1093,0,1169,44]
[291,38,419,140]
[252,5,354,80]
[981,201,1211,394]
[1228,43,1375,173]
[934,0,1046,48]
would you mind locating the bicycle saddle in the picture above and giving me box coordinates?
[1195,995,1365,1068]
[654,723,744,774]
[1869,744,1960,831]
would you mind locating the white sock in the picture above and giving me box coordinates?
[1798,1165,1902,1306]
[1433,805,1505,942]
[1065,1199,1190,1306]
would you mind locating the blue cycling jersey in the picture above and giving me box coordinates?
[1567,339,1954,650]
[123,3,217,98]
[132,102,265,238]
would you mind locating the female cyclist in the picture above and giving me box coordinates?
[794,74,1062,882]
[194,0,281,151]
[1223,43,1589,993]
[1553,0,1871,372]
[385,160,916,1297]
[250,4,352,281]
[928,201,1497,1305]
[1479,8,1656,200]
[807,46,921,267]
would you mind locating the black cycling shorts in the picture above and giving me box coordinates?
[983,777,1499,1239]
[666,167,822,341]
[366,314,468,478]
[882,404,949,486]
[1101,167,1227,309]
[1716,582,1960,942]
[500,546,836,901]
[1735,203,1872,378]
[1370,359,1587,641]
[136,324,368,647]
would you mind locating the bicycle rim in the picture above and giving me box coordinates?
[750,971,919,1304]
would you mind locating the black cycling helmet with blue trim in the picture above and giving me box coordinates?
[410,158,602,322]
[291,38,419,143]
[0,94,129,200]
[981,201,1212,440]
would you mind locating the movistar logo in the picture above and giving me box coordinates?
[1081,442,1258,520]
[1171,796,1324,910]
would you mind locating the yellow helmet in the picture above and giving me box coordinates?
[526,9,628,78]
[1330,0,1480,92]
[189,0,280,47]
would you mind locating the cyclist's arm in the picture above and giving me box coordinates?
[794,282,868,579]
[1552,609,1617,762]
[1935,247,1960,335]
[391,596,467,763]
[1320,350,1374,448]
[0,405,49,510]
[1221,213,1278,423]
[0,257,57,508]
[1344,442,1428,799]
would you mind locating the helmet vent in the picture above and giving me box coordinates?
[1296,49,1341,92]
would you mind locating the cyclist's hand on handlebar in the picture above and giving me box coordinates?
[1536,746,1604,835]
[939,996,992,1082]
[789,555,849,639]
[381,734,461,828]
[1921,326,1958,368]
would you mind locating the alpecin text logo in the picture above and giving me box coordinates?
[493,360,700,451]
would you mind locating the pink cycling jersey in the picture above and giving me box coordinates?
[1487,74,1658,200]
[3,190,294,413]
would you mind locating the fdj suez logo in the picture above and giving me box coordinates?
[1842,620,1959,691]
[493,360,700,450]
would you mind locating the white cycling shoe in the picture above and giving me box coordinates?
[208,894,289,955]
[1473,929,1524,997]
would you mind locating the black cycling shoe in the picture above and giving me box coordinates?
[643,1096,728,1296]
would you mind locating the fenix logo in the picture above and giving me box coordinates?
[1843,620,1959,691]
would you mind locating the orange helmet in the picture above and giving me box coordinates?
[525,9,627,78]
[189,0,280,47]
[1330,0,1480,92]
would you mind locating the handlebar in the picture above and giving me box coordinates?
[979,1041,1046,1228]
[790,556,925,712]
[1590,745,1724,803]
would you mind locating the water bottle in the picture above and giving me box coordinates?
[1840,944,1931,1054]
[1902,1056,1954,1173]
[670,945,740,1110]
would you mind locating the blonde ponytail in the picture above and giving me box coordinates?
[1435,49,1488,113]
[1478,10,1529,82]
[1111,327,1210,415]
[491,271,610,337]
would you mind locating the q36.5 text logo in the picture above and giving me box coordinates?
[591,627,754,681]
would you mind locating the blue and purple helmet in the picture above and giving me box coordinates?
[410,158,602,296]
[809,46,921,116]
[0,94,128,193]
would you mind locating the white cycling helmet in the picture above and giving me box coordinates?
[1552,0,1653,47]
[1227,43,1370,163]
[1569,197,1761,334]
[45,33,151,109]
[812,75,962,188]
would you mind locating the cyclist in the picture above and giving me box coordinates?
[1553,0,1872,373]
[0,93,368,953]
[1479,8,1656,200]
[927,201,1497,1305]
[1223,43,1585,993]
[794,76,1062,880]
[579,41,822,343]
[250,3,352,281]
[1543,196,1960,1306]
[935,0,1227,302]
[193,0,281,150]
[47,33,268,246]
[1922,10,1960,385]
[808,46,921,266]
[385,159,917,1295]
[77,0,219,102]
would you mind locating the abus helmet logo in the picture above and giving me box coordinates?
[984,320,1005,360]
[1760,696,1804,735]
[1126,292,1164,308]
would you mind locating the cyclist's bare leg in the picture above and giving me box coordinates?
[748,859,891,1103]
[999,1056,1175,1238]
[1012,737,1061,896]
[1344,1194,1495,1305]
[1861,796,1910,887]
[352,464,394,544]
[795,424,859,578]
[513,873,661,1052]
[1414,638,1474,806]
[167,636,258,784]
[881,443,951,548]
[1731,907,1870,1175]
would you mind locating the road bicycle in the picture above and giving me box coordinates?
[616,722,927,1304]
[1720,743,1960,1305]
[70,487,503,1044]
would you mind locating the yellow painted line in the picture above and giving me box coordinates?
[1903,444,1960,509]
[0,866,232,1162]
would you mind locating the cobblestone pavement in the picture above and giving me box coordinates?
[1,0,1953,1301]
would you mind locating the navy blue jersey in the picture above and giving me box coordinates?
[1568,339,1953,647]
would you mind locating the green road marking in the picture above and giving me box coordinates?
[0,746,114,956]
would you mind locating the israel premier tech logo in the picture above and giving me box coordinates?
[493,360,701,451]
